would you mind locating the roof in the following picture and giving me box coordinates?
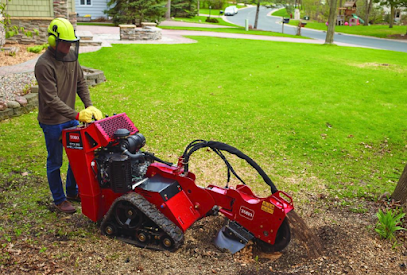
[343,1,357,8]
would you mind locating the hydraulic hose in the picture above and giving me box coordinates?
[182,140,278,194]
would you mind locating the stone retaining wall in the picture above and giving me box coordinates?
[0,67,105,121]
[0,23,5,46]
[119,25,162,41]
[6,13,77,45]
[6,18,53,45]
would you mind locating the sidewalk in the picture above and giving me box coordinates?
[0,22,368,76]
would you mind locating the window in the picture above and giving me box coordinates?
[80,0,92,5]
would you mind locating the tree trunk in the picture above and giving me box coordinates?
[254,0,260,29]
[325,0,337,44]
[165,0,171,20]
[391,163,407,204]
[197,0,200,16]
[364,0,373,26]
[389,5,394,28]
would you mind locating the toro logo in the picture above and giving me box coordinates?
[239,206,255,220]
[69,133,80,143]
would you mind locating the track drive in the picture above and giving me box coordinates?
[100,192,184,251]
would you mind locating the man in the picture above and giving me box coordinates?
[35,18,102,214]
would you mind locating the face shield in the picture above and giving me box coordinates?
[54,39,80,62]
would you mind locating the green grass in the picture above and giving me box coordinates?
[159,25,310,39]
[199,5,246,15]
[292,21,407,39]
[172,16,237,26]
[77,22,115,27]
[199,8,224,16]
[271,8,290,18]
[2,37,407,201]
[272,7,407,39]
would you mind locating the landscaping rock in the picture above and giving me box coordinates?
[0,108,13,120]
[0,100,7,111]
[31,86,39,93]
[15,96,28,106]
[24,93,38,105]
[7,100,20,108]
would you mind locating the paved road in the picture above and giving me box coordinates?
[225,6,407,53]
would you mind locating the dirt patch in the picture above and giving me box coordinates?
[0,43,44,67]
[0,172,406,274]
[388,34,407,40]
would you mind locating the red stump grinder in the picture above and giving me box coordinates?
[62,113,293,253]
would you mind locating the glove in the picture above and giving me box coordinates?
[78,108,93,123]
[87,106,103,121]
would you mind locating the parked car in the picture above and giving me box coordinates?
[224,6,238,16]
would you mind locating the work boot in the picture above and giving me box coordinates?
[66,193,81,202]
[55,200,76,214]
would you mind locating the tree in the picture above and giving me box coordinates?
[254,0,260,29]
[364,0,374,26]
[325,0,337,44]
[375,0,407,28]
[166,0,171,20]
[392,163,407,206]
[171,0,197,18]
[401,1,407,34]
[105,0,166,26]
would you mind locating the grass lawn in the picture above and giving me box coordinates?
[77,22,115,27]
[1,37,407,202]
[271,9,407,39]
[271,8,290,18]
[159,25,310,39]
[172,15,237,26]
[199,8,224,16]
[289,20,407,38]
[166,15,310,39]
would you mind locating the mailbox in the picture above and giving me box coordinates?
[282,18,290,24]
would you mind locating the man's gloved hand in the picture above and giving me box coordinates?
[78,108,93,123]
[87,106,103,121]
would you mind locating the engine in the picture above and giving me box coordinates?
[95,129,151,193]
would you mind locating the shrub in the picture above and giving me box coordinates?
[27,44,48,53]
[375,208,406,241]
[205,17,219,23]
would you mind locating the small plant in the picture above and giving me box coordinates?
[1,0,39,39]
[375,208,406,240]
[205,17,219,23]
[27,43,48,53]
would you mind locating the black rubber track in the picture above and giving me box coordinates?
[100,192,184,251]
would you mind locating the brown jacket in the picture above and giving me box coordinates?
[35,47,92,125]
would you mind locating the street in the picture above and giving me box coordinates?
[224,6,407,53]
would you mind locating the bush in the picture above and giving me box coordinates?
[200,0,225,10]
[27,44,48,53]
[375,208,406,241]
[205,17,219,23]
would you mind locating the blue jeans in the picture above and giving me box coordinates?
[39,120,79,205]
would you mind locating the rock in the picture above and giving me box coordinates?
[15,96,28,106]
[31,86,39,93]
[7,100,20,109]
[0,100,7,111]
[24,93,38,104]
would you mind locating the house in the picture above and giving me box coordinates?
[381,6,407,23]
[1,0,77,44]
[75,0,109,20]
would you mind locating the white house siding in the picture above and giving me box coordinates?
[75,0,109,19]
